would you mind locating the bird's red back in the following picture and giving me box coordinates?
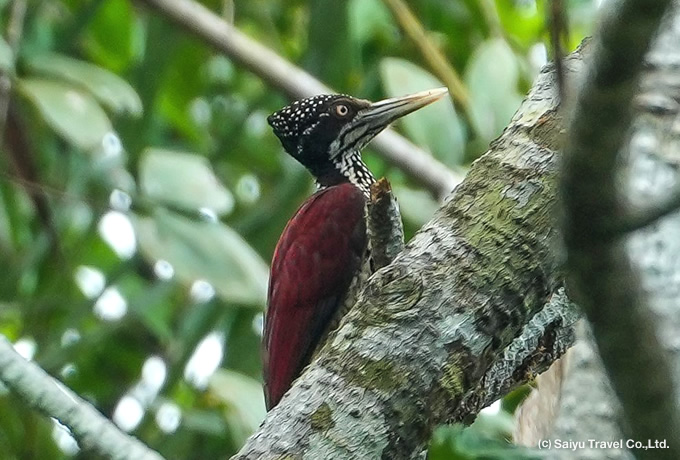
[263,183,367,410]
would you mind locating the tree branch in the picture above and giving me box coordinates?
[610,185,680,235]
[548,0,567,102]
[546,323,633,459]
[560,0,680,457]
[136,0,462,199]
[0,0,26,140]
[0,335,165,460]
[455,289,579,422]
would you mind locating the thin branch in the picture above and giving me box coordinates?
[4,106,63,250]
[545,323,631,459]
[0,1,62,253]
[381,0,475,131]
[549,0,567,103]
[0,335,165,460]
[478,0,503,38]
[221,0,234,24]
[0,0,26,139]
[609,187,680,235]
[136,0,462,199]
[560,0,680,458]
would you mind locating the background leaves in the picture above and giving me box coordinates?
[17,78,113,150]
[26,53,143,116]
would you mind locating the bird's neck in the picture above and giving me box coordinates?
[315,150,374,197]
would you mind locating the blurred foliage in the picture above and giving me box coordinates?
[0,0,596,458]
[429,416,541,460]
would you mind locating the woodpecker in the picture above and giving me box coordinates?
[264,87,447,410]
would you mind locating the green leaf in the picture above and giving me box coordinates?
[82,0,139,72]
[134,209,268,307]
[139,148,234,215]
[348,0,396,46]
[470,410,515,439]
[380,58,465,166]
[209,369,266,447]
[430,424,466,460]
[0,398,65,459]
[306,0,357,88]
[181,408,228,436]
[495,0,546,48]
[158,41,211,146]
[17,78,112,151]
[465,39,523,145]
[0,306,22,341]
[502,384,533,414]
[429,422,542,460]
[123,274,177,342]
[26,53,142,116]
[224,309,263,378]
[0,35,13,74]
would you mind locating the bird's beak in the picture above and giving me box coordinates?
[357,87,449,130]
[330,87,448,159]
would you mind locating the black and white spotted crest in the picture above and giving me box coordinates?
[267,94,345,150]
[268,88,448,195]
[268,94,374,192]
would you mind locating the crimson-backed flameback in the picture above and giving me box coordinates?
[263,88,447,410]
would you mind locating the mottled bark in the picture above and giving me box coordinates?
[540,5,680,458]
[547,324,634,460]
[560,0,680,457]
[368,178,405,271]
[459,289,578,423]
[233,45,583,460]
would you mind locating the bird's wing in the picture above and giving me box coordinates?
[263,183,367,410]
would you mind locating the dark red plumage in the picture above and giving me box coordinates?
[263,183,366,410]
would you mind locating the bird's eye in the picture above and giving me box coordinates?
[334,103,350,118]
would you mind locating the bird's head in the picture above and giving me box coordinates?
[268,88,447,194]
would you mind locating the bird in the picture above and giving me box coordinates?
[263,87,448,410]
